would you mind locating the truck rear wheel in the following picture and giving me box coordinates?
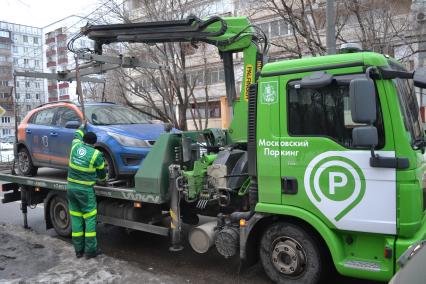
[260,222,325,284]
[49,195,71,237]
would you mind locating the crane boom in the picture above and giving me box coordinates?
[79,15,267,142]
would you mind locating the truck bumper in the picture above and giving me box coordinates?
[395,212,426,270]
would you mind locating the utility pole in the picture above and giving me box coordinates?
[326,0,336,54]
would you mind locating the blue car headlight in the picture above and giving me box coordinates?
[108,132,151,148]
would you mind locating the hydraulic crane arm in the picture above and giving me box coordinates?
[77,15,268,142]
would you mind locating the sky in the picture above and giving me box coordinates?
[0,0,99,28]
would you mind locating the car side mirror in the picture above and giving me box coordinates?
[349,79,377,124]
[65,120,81,129]
[352,126,378,148]
[414,67,426,88]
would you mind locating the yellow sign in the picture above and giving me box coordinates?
[0,105,5,117]
[244,64,254,101]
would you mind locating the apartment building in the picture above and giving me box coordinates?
[0,21,44,138]
[44,15,94,102]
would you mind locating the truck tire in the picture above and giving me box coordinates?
[49,195,71,237]
[260,222,325,284]
[17,147,38,176]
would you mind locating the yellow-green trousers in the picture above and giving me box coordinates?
[67,184,97,254]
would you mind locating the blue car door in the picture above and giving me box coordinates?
[49,106,82,167]
[30,107,56,165]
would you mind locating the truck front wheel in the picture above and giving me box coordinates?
[260,222,325,284]
[49,195,71,237]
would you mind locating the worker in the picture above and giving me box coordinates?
[67,126,106,259]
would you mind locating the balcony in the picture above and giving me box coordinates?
[46,50,56,57]
[58,82,69,89]
[48,85,57,92]
[45,37,55,44]
[56,34,67,41]
[57,58,68,65]
[46,61,56,67]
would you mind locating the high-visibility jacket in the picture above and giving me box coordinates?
[67,127,106,186]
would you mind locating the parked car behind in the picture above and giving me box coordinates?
[16,101,167,178]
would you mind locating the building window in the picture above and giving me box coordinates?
[26,93,31,99]
[26,105,31,111]
[16,93,20,99]
[2,129,11,136]
[25,81,30,88]
[0,30,9,38]
[33,37,39,44]
[13,58,18,64]
[24,58,29,65]
[23,35,28,43]
[1,117,11,123]
[35,60,39,67]
[35,82,40,88]
[0,93,8,98]
[16,81,20,87]
[0,81,8,86]
[35,93,40,100]
[0,43,10,50]
[13,46,18,53]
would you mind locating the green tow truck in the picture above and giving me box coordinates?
[1,15,426,283]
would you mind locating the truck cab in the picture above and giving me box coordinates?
[253,52,426,281]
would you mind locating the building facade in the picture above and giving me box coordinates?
[44,16,94,103]
[0,21,45,138]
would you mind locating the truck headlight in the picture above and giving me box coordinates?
[108,132,151,148]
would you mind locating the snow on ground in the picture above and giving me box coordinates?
[0,223,186,283]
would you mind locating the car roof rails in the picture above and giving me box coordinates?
[36,100,78,109]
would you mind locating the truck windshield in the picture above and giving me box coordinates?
[85,105,150,125]
[393,78,423,144]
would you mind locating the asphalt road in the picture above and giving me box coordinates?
[0,169,385,284]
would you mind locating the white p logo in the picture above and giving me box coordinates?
[329,172,348,195]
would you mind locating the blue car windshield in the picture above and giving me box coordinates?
[85,105,150,125]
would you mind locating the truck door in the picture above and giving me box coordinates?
[277,73,397,235]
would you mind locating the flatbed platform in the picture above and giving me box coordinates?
[0,168,153,202]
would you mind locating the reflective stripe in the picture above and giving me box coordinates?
[69,162,96,173]
[72,232,84,237]
[69,210,83,217]
[85,232,96,237]
[97,162,105,170]
[83,209,97,219]
[76,129,84,138]
[90,151,100,169]
[67,177,95,186]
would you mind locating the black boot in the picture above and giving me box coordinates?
[85,249,102,259]
[76,251,84,258]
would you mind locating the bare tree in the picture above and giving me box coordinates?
[256,0,414,59]
[82,0,218,130]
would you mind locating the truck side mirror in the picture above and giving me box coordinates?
[349,79,376,124]
[414,67,426,88]
[65,120,81,129]
[352,126,378,148]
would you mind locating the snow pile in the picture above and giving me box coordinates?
[0,223,185,283]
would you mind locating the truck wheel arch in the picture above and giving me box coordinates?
[244,210,345,274]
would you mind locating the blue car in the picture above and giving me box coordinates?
[16,101,167,178]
